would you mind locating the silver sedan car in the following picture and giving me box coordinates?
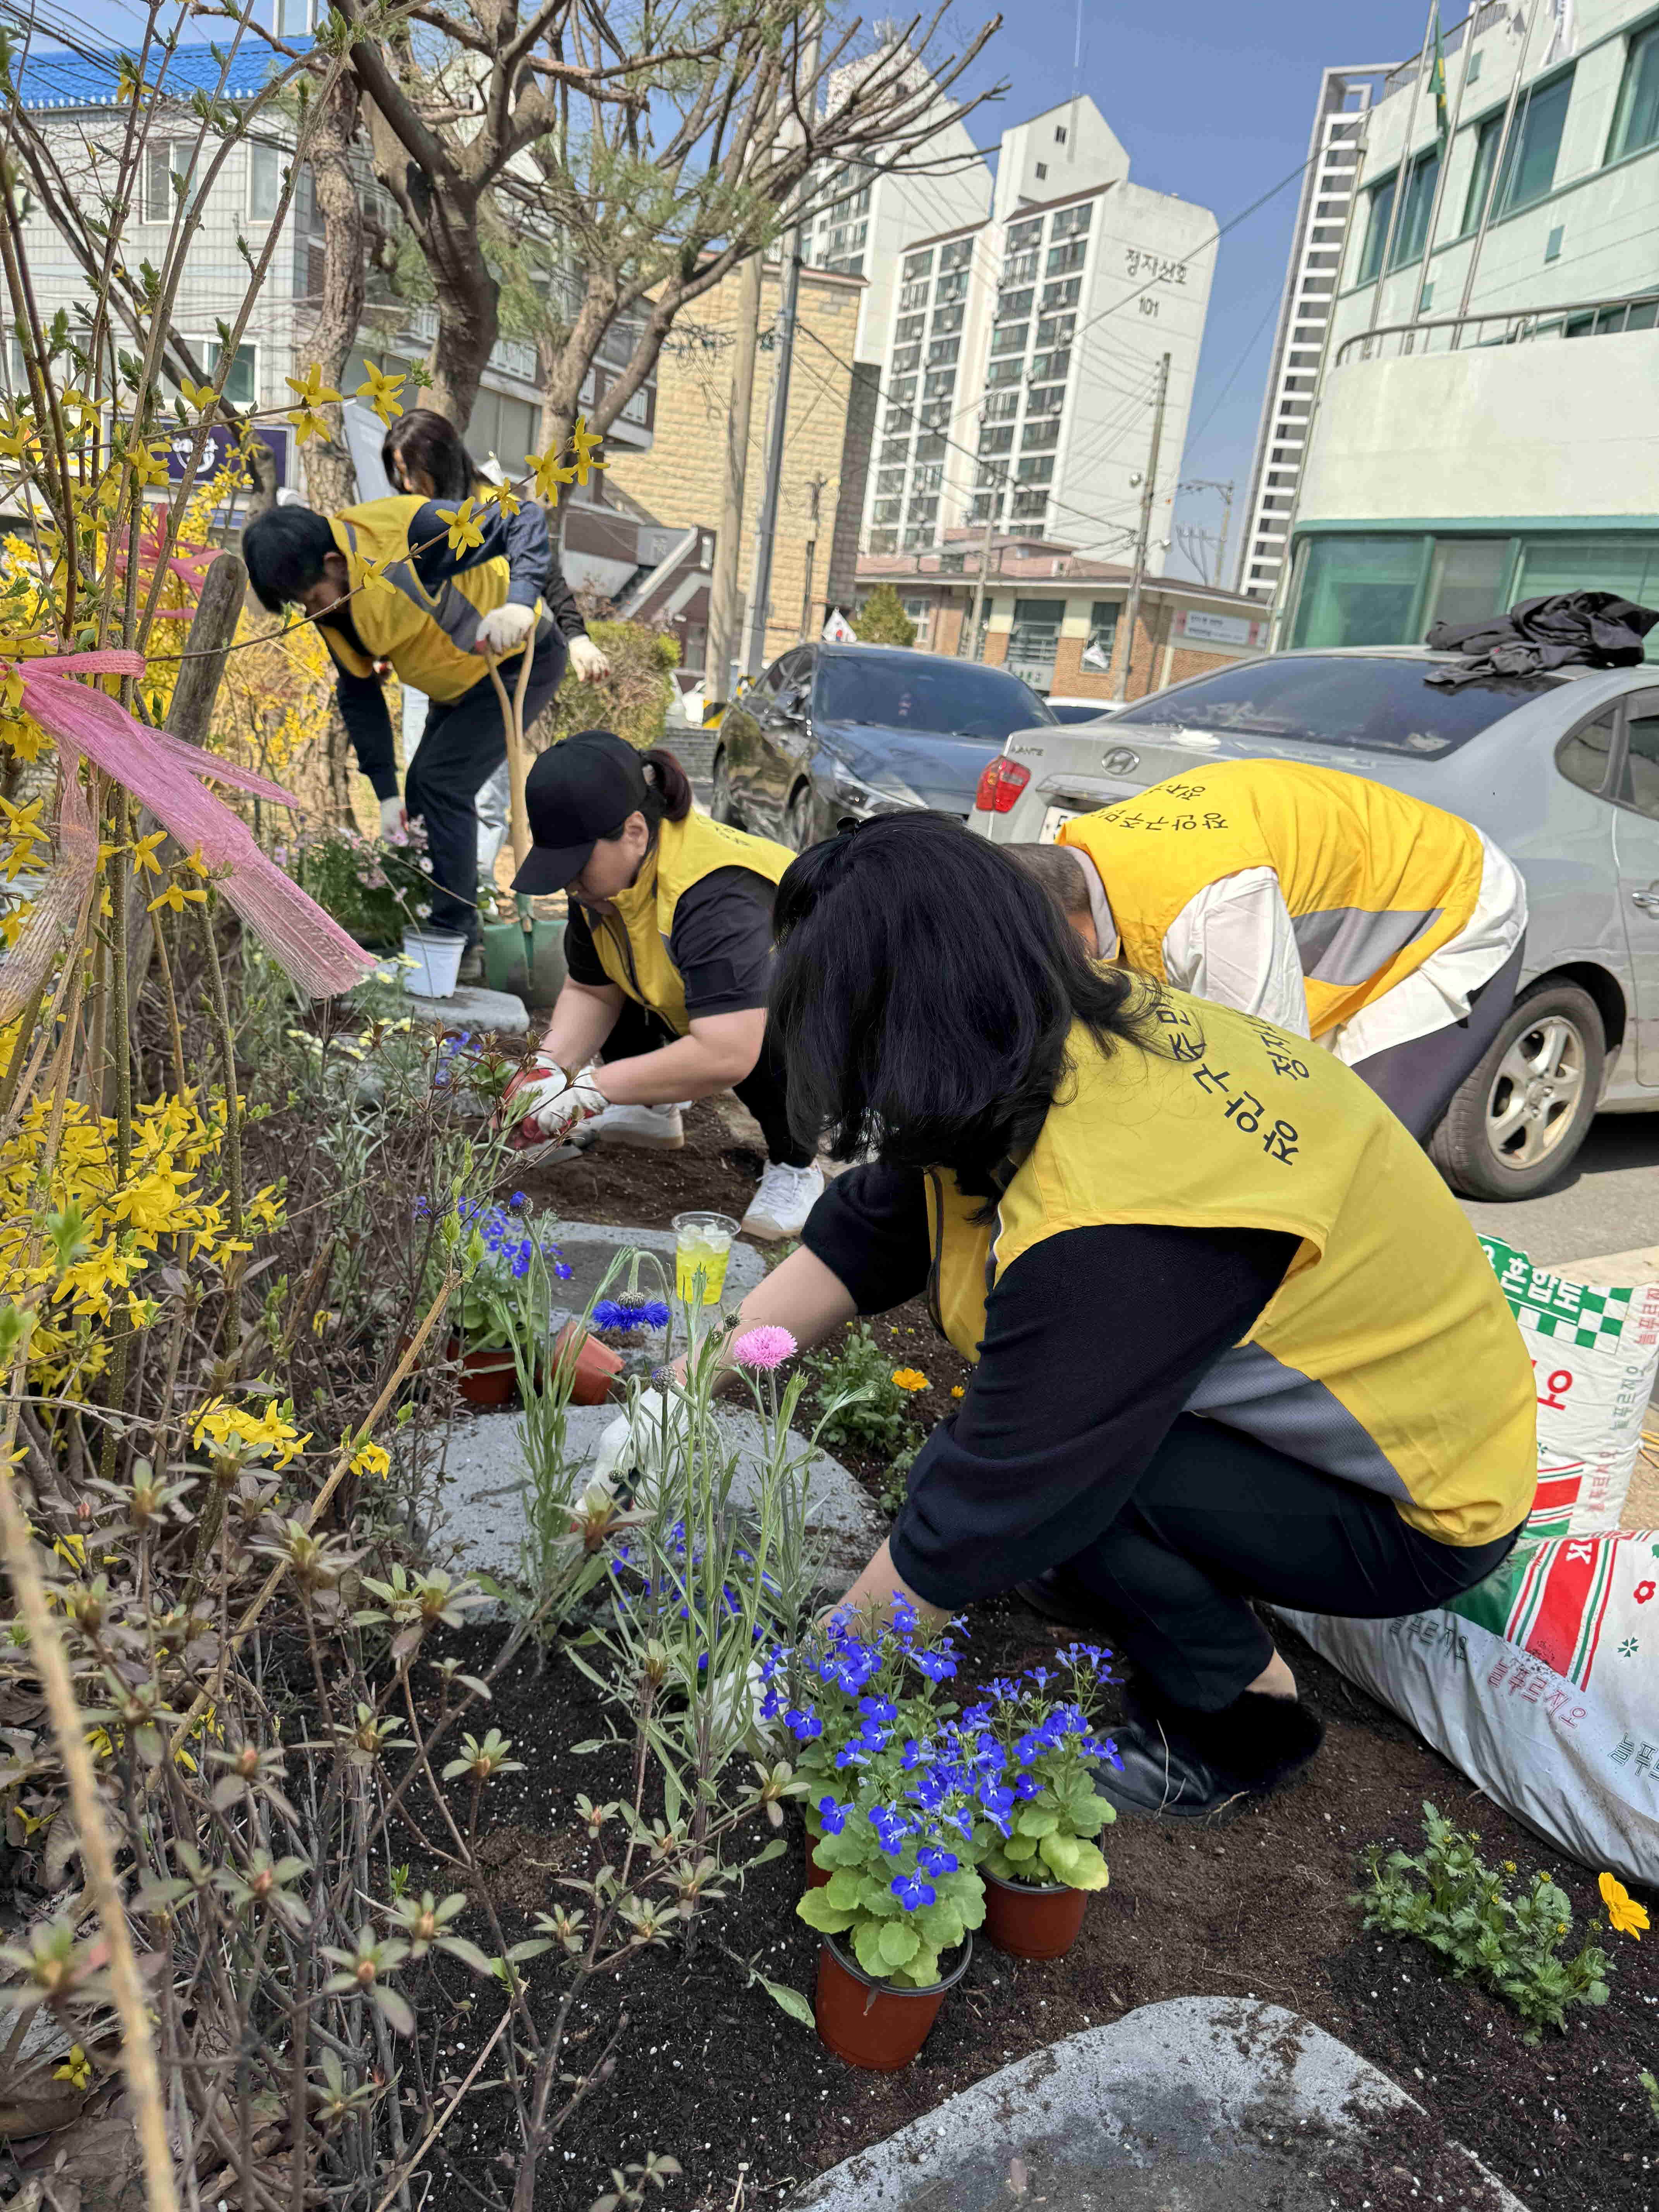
[970,646,1659,1199]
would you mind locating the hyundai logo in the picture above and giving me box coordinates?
[1103,746,1140,776]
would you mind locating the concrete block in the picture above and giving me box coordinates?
[399,983,529,1036]
[789,1998,1527,2212]
[432,1398,883,1590]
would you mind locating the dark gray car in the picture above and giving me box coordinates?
[711,642,1056,848]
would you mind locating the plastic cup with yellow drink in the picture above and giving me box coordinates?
[673,1211,739,1307]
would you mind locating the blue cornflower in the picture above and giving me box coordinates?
[917,1845,958,1877]
[818,1796,847,1835]
[784,1707,823,1742]
[891,1873,936,1910]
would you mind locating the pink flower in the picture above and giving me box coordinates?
[732,1326,797,1372]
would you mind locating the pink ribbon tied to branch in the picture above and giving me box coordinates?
[0,646,375,1019]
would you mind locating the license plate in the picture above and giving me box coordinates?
[1039,806,1079,843]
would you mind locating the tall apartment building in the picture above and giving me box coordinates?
[816,89,1216,571]
[1236,64,1392,601]
[1275,0,1659,652]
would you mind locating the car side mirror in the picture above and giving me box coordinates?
[780,685,809,721]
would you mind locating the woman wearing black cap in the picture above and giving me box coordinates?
[499,729,825,1240]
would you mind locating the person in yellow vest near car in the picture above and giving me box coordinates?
[244,492,566,978]
[1005,759,1527,1146]
[497,730,824,1240]
[697,815,1534,1815]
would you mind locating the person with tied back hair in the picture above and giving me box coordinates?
[702,812,1535,1818]
[494,729,824,1240]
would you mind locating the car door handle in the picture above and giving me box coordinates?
[1632,890,1659,914]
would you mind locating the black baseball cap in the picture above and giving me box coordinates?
[513,730,649,894]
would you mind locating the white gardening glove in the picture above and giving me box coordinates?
[567,633,610,683]
[476,601,537,656]
[378,795,407,842]
[590,1387,687,1514]
[498,1055,607,1156]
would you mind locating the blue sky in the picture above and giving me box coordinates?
[943,0,1437,584]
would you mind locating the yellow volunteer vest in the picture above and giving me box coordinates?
[1058,759,1486,1037]
[323,495,543,705]
[590,810,794,1035]
[926,988,1535,1547]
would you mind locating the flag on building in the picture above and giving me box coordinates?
[1427,2,1449,142]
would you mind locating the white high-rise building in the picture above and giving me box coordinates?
[813,89,1216,564]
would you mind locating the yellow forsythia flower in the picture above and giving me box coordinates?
[53,2044,91,2090]
[349,1441,391,1480]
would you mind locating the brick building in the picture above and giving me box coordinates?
[856,534,1269,705]
[605,259,867,673]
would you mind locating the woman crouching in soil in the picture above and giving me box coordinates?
[711,813,1536,1819]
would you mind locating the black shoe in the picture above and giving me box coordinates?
[1094,1688,1325,1821]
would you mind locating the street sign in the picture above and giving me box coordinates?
[161,422,290,491]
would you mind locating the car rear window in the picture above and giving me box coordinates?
[1111,656,1558,759]
[816,655,1055,739]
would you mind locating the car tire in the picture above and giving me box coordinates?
[710,747,741,828]
[1428,978,1605,1201]
[784,783,816,852]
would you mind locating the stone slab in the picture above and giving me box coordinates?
[398,982,530,1035]
[430,1399,882,1588]
[790,1998,1527,2212]
[541,1219,768,1333]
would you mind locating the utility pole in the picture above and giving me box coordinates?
[744,18,822,678]
[1114,350,1170,703]
[1178,477,1235,587]
[798,472,827,642]
[963,504,997,662]
[706,257,763,703]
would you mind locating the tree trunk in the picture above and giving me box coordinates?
[303,74,367,514]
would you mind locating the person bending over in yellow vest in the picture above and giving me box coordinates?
[687,814,1534,1818]
[244,494,566,977]
[493,730,825,1242]
[1006,758,1527,1151]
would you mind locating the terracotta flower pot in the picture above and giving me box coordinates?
[447,1337,517,1408]
[551,1322,626,1406]
[804,1835,831,1890]
[813,1933,972,2071]
[982,1869,1089,1961]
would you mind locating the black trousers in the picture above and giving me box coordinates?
[1065,1413,1520,1711]
[404,636,566,942]
[603,998,812,1169]
[1349,936,1526,1143]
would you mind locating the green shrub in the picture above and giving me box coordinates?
[289,822,436,948]
[805,1323,922,1466]
[537,618,680,751]
[853,583,916,648]
[1353,1802,1612,2041]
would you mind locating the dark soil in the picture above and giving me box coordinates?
[424,1102,1659,2212]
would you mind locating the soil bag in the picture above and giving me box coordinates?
[1478,1233,1659,1532]
[1278,1522,1659,1882]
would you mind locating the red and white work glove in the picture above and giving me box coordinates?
[500,1055,607,1157]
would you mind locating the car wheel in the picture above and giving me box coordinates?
[1428,979,1605,1201]
[710,747,741,828]
[784,783,816,852]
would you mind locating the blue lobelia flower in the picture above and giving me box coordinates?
[891,1872,936,1910]
[784,1708,823,1742]
[1013,1773,1043,1801]
[858,1695,899,1725]
[917,1845,958,1877]
[868,1805,910,1856]
[1015,1729,1055,1764]
[912,1647,957,1682]
[818,1796,848,1835]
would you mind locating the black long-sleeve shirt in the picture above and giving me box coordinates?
[324,496,581,800]
[564,868,778,1019]
[801,1164,1298,1608]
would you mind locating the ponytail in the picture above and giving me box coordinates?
[639,748,693,829]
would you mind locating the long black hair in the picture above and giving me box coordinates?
[770,812,1151,1198]
[382,409,483,501]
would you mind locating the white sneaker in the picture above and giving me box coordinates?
[582,1101,685,1150]
[740,1159,824,1241]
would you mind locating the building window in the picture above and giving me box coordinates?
[886,393,915,423]
[869,529,898,553]
[917,433,946,460]
[903,596,934,641]
[247,141,282,221]
[1012,489,1049,520]
[1046,238,1087,277]
[1054,125,1068,144]
[903,248,935,281]
[197,340,257,406]
[876,468,906,496]
[895,314,925,343]
[1051,201,1093,239]
[908,498,939,525]
[1463,69,1575,231]
[997,286,1034,321]
[881,438,909,466]
[970,493,1004,523]
[984,390,1020,420]
[1008,216,1043,251]
[1036,313,1075,349]
[1022,417,1059,450]
[1387,146,1439,267]
[872,498,903,524]
[1289,535,1426,647]
[975,462,1006,491]
[1003,249,1039,286]
[923,369,957,400]
[1007,597,1061,685]
[898,280,930,314]
[1035,162,1048,180]
[1041,277,1082,313]
[980,425,1015,455]
[1466,49,1483,87]
[144,140,187,223]
[1027,383,1065,417]
[932,302,964,335]
[914,464,944,493]
[940,237,975,273]
[990,323,1028,358]
[1030,349,1070,384]
[1608,21,1659,163]
[926,336,960,367]
[986,359,1024,388]
[893,344,921,374]
[1083,600,1118,672]
[1016,455,1054,484]
[936,268,970,302]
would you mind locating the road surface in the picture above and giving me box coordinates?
[1458,1113,1659,1269]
